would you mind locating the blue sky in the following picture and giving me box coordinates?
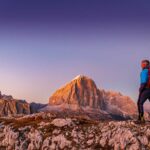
[0,0,150,103]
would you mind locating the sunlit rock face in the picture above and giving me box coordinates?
[99,90,138,119]
[0,93,30,116]
[49,75,102,109]
[48,75,139,120]
[0,92,49,116]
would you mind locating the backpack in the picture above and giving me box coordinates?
[147,68,150,88]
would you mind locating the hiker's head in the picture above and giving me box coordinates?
[141,59,150,69]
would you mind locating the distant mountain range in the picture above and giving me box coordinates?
[0,91,47,117]
[1,75,149,120]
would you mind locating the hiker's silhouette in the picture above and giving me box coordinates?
[137,60,150,123]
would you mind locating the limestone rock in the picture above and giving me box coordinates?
[0,93,30,116]
[49,75,101,109]
[47,75,139,120]
[0,113,149,149]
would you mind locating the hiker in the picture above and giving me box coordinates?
[137,59,150,123]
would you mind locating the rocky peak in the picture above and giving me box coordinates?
[2,95,13,100]
[72,75,91,80]
[0,92,30,116]
[47,75,140,120]
[99,89,138,119]
[49,75,101,109]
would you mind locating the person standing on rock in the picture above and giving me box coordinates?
[137,59,150,123]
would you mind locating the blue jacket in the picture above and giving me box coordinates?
[140,68,149,84]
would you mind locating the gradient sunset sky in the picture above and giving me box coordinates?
[0,0,150,103]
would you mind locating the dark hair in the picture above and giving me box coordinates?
[142,59,150,66]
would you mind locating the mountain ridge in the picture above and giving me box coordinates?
[0,91,47,116]
[47,75,139,120]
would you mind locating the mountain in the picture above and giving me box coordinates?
[0,75,142,119]
[30,102,47,113]
[49,75,102,109]
[100,90,138,119]
[0,92,47,116]
[47,75,138,120]
[0,93,30,116]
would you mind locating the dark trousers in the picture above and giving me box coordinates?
[137,89,150,116]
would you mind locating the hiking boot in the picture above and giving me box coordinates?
[135,114,145,124]
[140,116,145,123]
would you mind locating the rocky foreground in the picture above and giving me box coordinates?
[0,112,150,150]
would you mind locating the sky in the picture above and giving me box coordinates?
[0,0,150,103]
